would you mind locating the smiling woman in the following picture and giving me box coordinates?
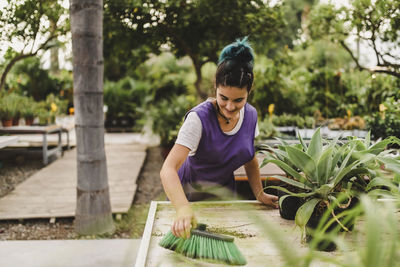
[215,86,247,126]
[159,37,279,240]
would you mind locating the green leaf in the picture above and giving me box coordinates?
[316,146,334,186]
[368,139,391,155]
[262,159,304,182]
[330,146,342,175]
[307,127,322,160]
[295,198,320,229]
[286,146,318,182]
[364,131,371,148]
[333,159,366,187]
[366,177,399,192]
[313,184,333,199]
[268,176,312,190]
[297,130,308,151]
[275,137,290,146]
[332,145,355,183]
[376,156,400,174]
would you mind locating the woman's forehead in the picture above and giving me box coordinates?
[216,86,248,98]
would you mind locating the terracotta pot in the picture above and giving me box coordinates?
[12,117,20,126]
[25,117,34,126]
[1,119,13,127]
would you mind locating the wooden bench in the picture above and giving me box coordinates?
[0,125,64,165]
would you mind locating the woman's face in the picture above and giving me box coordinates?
[216,85,248,120]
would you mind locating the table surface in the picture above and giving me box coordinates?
[0,136,19,149]
[0,125,62,134]
[137,201,361,267]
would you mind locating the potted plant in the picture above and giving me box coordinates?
[16,96,36,126]
[22,100,36,126]
[0,93,18,127]
[259,128,400,251]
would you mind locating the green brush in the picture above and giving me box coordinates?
[159,223,247,265]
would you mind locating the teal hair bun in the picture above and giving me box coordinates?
[218,37,254,66]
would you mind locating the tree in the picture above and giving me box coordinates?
[70,0,115,235]
[0,0,69,91]
[104,0,287,99]
[308,0,400,78]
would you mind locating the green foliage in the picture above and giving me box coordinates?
[0,92,19,120]
[0,0,69,90]
[367,97,400,140]
[134,53,191,102]
[104,77,151,128]
[259,129,400,233]
[251,53,305,117]
[255,194,400,266]
[270,114,315,129]
[256,117,278,140]
[104,53,192,129]
[138,95,198,147]
[305,68,350,118]
[250,39,370,118]
[10,57,60,101]
[308,0,400,77]
[0,0,68,43]
[104,0,287,97]
[34,93,68,125]
[364,74,400,114]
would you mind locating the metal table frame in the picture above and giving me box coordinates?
[0,125,64,165]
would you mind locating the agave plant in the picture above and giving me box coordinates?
[259,128,400,235]
[341,134,400,199]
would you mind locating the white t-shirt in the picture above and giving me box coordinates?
[176,104,259,156]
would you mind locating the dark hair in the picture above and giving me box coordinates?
[215,37,254,93]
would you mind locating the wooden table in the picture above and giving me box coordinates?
[136,200,354,267]
[0,125,63,165]
[0,136,19,149]
[234,156,285,181]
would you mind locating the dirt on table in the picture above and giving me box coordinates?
[0,146,165,240]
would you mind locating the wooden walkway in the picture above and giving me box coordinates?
[0,144,146,220]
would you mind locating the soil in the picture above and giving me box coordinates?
[0,146,165,240]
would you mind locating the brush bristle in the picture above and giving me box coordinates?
[159,231,247,265]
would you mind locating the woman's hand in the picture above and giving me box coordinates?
[258,192,279,209]
[172,205,197,238]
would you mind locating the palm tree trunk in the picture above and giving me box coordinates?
[70,0,114,235]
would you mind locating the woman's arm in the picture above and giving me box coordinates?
[244,155,278,208]
[160,143,197,238]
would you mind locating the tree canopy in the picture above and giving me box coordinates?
[0,0,69,91]
[308,0,400,78]
[104,0,287,98]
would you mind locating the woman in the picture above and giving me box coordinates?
[160,37,278,239]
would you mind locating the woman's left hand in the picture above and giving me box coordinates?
[258,192,279,209]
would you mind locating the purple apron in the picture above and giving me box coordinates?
[178,101,257,201]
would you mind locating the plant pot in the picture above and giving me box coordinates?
[12,117,20,126]
[305,199,358,252]
[25,117,34,126]
[1,119,13,127]
[306,210,338,252]
[277,190,304,220]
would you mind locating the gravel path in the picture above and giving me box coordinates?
[0,146,164,240]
